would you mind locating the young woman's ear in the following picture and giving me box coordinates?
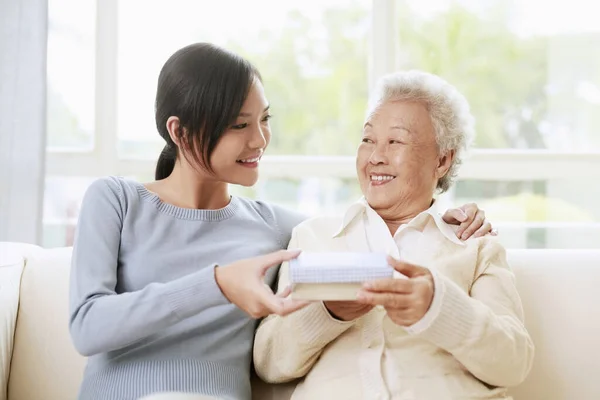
[166,116,182,147]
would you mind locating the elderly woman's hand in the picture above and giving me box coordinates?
[442,203,497,241]
[356,257,434,326]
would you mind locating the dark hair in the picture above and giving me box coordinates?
[154,43,261,180]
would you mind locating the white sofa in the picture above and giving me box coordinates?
[1,242,599,400]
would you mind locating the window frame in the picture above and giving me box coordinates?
[44,0,600,245]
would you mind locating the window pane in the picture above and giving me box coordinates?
[43,176,95,247]
[117,0,371,159]
[438,177,600,248]
[46,0,95,150]
[396,0,600,150]
[449,179,599,223]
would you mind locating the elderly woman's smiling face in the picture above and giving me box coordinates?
[356,100,454,214]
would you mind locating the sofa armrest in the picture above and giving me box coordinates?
[0,262,25,400]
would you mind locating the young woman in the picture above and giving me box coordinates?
[69,43,494,400]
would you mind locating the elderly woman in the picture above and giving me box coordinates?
[253,71,534,399]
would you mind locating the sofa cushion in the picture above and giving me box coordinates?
[507,249,600,400]
[7,247,86,400]
[5,244,600,400]
[0,243,42,264]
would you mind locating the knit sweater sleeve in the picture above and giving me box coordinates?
[68,177,229,357]
[407,237,535,387]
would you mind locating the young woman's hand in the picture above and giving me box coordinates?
[442,203,497,240]
[214,249,309,319]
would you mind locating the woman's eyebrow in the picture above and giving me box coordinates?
[391,125,412,134]
[239,105,270,117]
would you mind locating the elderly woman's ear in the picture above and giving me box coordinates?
[442,204,497,240]
[435,150,455,182]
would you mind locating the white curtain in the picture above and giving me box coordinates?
[0,0,48,244]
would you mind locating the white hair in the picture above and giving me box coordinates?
[366,70,475,192]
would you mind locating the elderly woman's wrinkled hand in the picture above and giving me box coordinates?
[356,257,434,327]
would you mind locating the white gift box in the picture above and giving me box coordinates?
[289,252,397,301]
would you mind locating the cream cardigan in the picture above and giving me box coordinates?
[253,199,534,400]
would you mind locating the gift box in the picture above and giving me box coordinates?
[289,252,394,301]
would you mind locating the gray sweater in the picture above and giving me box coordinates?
[69,176,306,400]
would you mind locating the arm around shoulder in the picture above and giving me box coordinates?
[409,237,534,388]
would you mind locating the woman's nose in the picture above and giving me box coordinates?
[369,145,388,165]
[249,125,267,149]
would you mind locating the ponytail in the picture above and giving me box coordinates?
[155,144,176,180]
